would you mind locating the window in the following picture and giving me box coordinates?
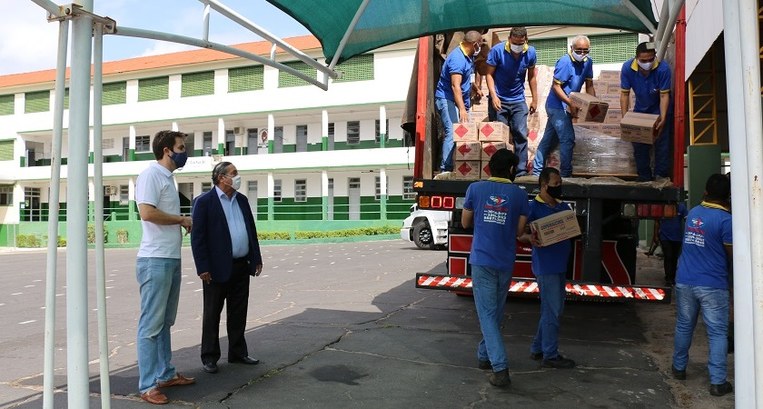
[0,95,14,115]
[0,185,12,205]
[589,33,639,64]
[278,61,317,88]
[327,122,335,150]
[296,125,307,152]
[348,177,361,189]
[182,71,215,97]
[0,140,13,161]
[201,183,212,193]
[375,119,390,143]
[531,37,569,66]
[334,54,374,82]
[119,185,129,204]
[135,135,151,152]
[403,176,415,200]
[273,179,282,202]
[138,76,169,101]
[228,66,264,92]
[347,121,360,144]
[375,176,388,200]
[295,179,307,202]
[274,126,284,153]
[25,90,50,113]
[103,82,127,105]
[203,131,213,156]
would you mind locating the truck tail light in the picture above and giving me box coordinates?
[418,195,456,210]
[623,203,678,219]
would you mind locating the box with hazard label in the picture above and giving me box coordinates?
[620,111,659,144]
[454,141,481,161]
[453,160,481,180]
[480,141,511,161]
[453,122,479,142]
[478,121,510,142]
[530,209,581,246]
[570,92,609,123]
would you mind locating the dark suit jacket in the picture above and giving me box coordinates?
[191,188,262,283]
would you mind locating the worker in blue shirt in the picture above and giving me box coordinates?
[462,148,529,388]
[532,35,596,177]
[620,42,673,181]
[434,30,483,173]
[485,26,538,176]
[672,174,733,397]
[659,202,687,285]
[521,167,576,369]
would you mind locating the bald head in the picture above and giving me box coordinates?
[464,30,482,43]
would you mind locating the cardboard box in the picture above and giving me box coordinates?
[453,122,479,142]
[530,209,581,246]
[453,160,481,180]
[597,70,620,82]
[454,141,481,161]
[606,82,624,95]
[600,123,622,136]
[480,162,492,179]
[604,109,622,123]
[478,121,510,142]
[570,92,609,123]
[620,111,659,144]
[480,141,511,161]
[599,94,622,105]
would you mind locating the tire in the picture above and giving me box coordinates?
[412,221,434,250]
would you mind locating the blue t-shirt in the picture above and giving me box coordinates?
[676,202,732,289]
[659,203,687,242]
[546,53,594,111]
[463,177,529,271]
[435,44,474,109]
[528,196,573,276]
[486,42,536,104]
[620,58,672,114]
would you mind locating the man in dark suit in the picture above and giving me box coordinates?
[191,161,263,374]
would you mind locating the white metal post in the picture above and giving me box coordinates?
[43,18,68,409]
[379,105,387,148]
[656,0,685,61]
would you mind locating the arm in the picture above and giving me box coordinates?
[725,244,734,282]
[620,90,631,113]
[485,65,501,111]
[527,66,538,114]
[516,215,528,241]
[552,82,576,116]
[451,73,468,122]
[461,208,474,229]
[190,196,211,283]
[139,203,192,234]
[654,92,671,136]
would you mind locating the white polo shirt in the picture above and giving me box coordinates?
[136,162,182,259]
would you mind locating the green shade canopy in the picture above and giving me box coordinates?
[267,0,658,63]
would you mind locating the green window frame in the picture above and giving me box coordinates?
[0,140,14,161]
[334,54,374,82]
[138,76,169,102]
[228,66,264,92]
[589,33,639,64]
[25,90,50,113]
[0,95,13,116]
[531,37,569,66]
[103,81,127,105]
[181,71,215,97]
[278,61,316,88]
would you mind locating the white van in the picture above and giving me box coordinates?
[400,204,451,249]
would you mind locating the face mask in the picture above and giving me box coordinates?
[230,175,242,190]
[571,51,585,62]
[473,44,481,57]
[510,43,524,54]
[637,60,653,71]
[547,185,563,199]
[170,150,188,169]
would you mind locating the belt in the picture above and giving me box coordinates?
[233,256,249,264]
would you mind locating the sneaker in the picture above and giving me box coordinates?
[671,366,686,380]
[529,352,543,361]
[478,360,492,370]
[709,381,733,396]
[488,369,511,387]
[541,355,576,369]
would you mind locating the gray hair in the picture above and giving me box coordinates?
[570,35,590,48]
[464,30,482,43]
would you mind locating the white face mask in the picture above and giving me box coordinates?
[230,175,242,190]
[510,43,524,54]
[571,51,586,62]
[473,44,481,57]
[637,60,653,71]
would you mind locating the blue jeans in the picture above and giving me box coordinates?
[530,273,566,359]
[136,257,182,393]
[435,98,460,171]
[672,283,729,385]
[532,107,575,177]
[632,115,672,181]
[489,100,530,175]
[471,264,512,372]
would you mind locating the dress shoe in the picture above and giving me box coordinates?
[157,373,195,388]
[229,356,259,365]
[488,369,511,387]
[671,366,686,380]
[478,360,492,370]
[709,381,733,396]
[203,362,219,374]
[140,388,169,405]
[530,351,543,361]
[541,355,576,369]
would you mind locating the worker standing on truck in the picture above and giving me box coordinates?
[531,35,596,177]
[435,30,483,173]
[522,167,576,369]
[671,174,733,397]
[485,27,538,176]
[620,42,673,181]
[461,148,529,387]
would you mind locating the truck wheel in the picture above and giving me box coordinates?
[412,221,434,249]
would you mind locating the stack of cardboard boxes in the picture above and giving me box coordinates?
[453,121,511,180]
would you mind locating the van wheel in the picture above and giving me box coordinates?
[413,221,434,250]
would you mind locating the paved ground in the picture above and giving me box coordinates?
[0,240,734,408]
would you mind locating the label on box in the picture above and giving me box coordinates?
[570,92,609,123]
[480,141,511,160]
[454,160,481,180]
[530,209,581,246]
[620,112,659,144]
[455,141,481,160]
[453,122,479,142]
[478,121,510,142]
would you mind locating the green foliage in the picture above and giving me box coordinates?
[116,229,129,244]
[87,224,108,244]
[295,226,398,239]
[57,236,66,247]
[257,231,291,240]
[17,234,41,248]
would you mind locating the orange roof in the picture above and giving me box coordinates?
[0,34,321,89]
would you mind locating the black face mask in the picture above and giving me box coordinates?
[547,185,562,199]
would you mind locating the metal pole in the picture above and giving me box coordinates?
[722,1,756,407]
[93,22,111,409]
[66,0,94,406]
[202,3,210,42]
[29,0,61,16]
[621,0,657,35]
[43,18,68,409]
[328,0,371,69]
[654,0,670,42]
[656,0,685,61]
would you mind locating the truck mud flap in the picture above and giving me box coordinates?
[415,273,672,303]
